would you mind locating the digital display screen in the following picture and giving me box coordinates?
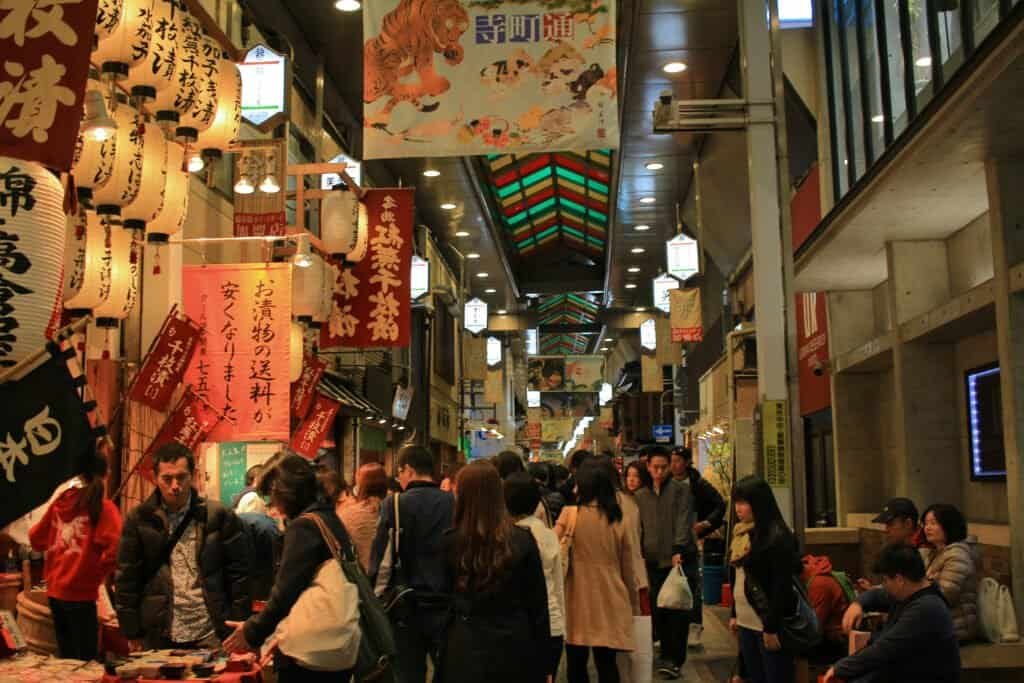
[965,363,1005,481]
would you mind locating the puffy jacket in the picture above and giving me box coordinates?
[114,489,251,646]
[922,539,979,641]
[635,478,696,569]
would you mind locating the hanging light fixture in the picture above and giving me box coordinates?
[122,117,168,234]
[234,174,255,195]
[292,236,313,268]
[260,151,280,194]
[195,57,243,169]
[93,0,154,87]
[72,80,117,202]
[187,154,206,173]
[81,90,118,142]
[321,184,360,258]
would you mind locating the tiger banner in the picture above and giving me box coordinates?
[362,0,619,159]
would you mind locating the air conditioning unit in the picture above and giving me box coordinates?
[653,94,766,134]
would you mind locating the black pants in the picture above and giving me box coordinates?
[566,644,619,683]
[549,635,565,679]
[48,598,98,661]
[393,607,448,682]
[276,653,352,683]
[647,563,692,667]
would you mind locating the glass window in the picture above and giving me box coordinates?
[841,0,867,179]
[909,0,934,108]
[935,4,964,79]
[829,0,849,196]
[860,0,885,163]
[881,0,909,139]
[972,0,1000,47]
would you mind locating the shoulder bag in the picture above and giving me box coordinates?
[559,505,579,578]
[379,493,414,615]
[745,572,822,654]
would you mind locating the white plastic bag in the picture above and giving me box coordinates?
[656,566,694,611]
[980,578,1020,643]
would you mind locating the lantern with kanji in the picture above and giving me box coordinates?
[122,119,168,232]
[176,36,222,143]
[0,158,67,368]
[292,254,324,322]
[151,8,200,131]
[321,187,360,259]
[147,142,188,239]
[195,58,242,158]
[126,0,185,103]
[93,225,138,323]
[95,0,124,40]
[92,0,154,86]
[63,208,111,311]
[72,82,117,200]
[290,322,304,382]
[91,103,144,217]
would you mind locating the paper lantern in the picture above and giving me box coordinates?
[93,225,138,321]
[147,142,188,238]
[151,8,200,126]
[126,0,184,101]
[0,158,66,367]
[292,254,324,320]
[71,81,117,195]
[348,201,370,263]
[290,322,303,382]
[195,58,242,153]
[321,188,360,258]
[65,211,112,311]
[91,103,144,215]
[93,0,155,83]
[176,35,222,139]
[122,119,167,231]
[95,0,124,40]
[315,259,334,324]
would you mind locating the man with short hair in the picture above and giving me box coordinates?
[635,446,697,680]
[370,446,454,683]
[857,498,923,592]
[826,544,960,682]
[115,443,250,650]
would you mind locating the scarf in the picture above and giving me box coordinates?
[730,521,755,565]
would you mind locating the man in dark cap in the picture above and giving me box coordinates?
[872,498,923,547]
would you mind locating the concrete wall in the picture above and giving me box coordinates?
[948,212,994,295]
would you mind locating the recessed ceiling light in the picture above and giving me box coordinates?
[631,247,645,254]
[600,347,610,352]
[640,196,656,204]
[915,56,932,68]
[467,252,481,259]
[636,307,646,312]
[625,283,637,289]
[455,230,470,237]
[440,202,456,210]
[628,266,641,273]
[663,61,687,74]
[477,272,489,278]
[422,169,441,178]
[871,114,884,123]
[484,288,496,294]
[497,309,508,315]
[645,162,664,171]
[335,0,361,10]
[635,224,650,231]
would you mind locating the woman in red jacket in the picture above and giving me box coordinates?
[29,453,122,661]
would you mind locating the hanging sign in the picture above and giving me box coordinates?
[541,417,573,442]
[527,390,541,408]
[641,353,662,393]
[762,399,790,487]
[653,424,673,443]
[0,0,100,171]
[640,318,657,351]
[321,188,414,348]
[563,356,604,392]
[128,309,202,411]
[599,405,613,429]
[464,297,488,335]
[0,350,97,528]
[410,255,430,300]
[362,1,619,159]
[670,288,704,343]
[392,384,414,420]
[238,43,288,130]
[290,393,341,459]
[653,273,679,313]
[233,141,287,237]
[797,292,831,416]
[666,234,700,281]
[321,153,363,190]
[184,263,292,442]
[525,327,538,355]
[141,388,221,484]
[486,336,502,367]
[291,354,326,422]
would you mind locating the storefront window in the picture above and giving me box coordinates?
[935,4,964,79]
[972,0,1001,47]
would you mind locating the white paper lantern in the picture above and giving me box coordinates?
[290,322,303,382]
[72,81,116,194]
[195,58,242,153]
[349,201,369,263]
[93,225,137,320]
[177,35,222,137]
[93,0,155,82]
[292,254,324,320]
[0,158,67,368]
[126,0,183,100]
[92,104,144,214]
[321,188,360,258]
[123,119,167,231]
[147,142,188,237]
[66,211,112,311]
[316,259,334,324]
[151,7,200,125]
[95,0,124,40]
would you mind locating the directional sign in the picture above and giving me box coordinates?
[653,424,674,443]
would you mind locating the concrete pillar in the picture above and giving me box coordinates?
[985,159,1024,621]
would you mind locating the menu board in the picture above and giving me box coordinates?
[219,442,249,506]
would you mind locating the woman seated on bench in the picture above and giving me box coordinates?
[920,503,979,642]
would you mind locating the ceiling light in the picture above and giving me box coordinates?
[631,247,645,254]
[423,169,441,177]
[640,196,656,204]
[335,0,361,10]
[378,417,387,424]
[233,175,255,195]
[634,224,650,231]
[645,161,664,171]
[600,347,610,352]
[625,283,637,289]
[663,61,687,74]
[497,309,507,315]
[636,307,646,312]
[187,154,205,173]
[455,230,470,237]
[484,288,496,294]
[477,272,489,278]
[915,56,932,68]
[81,90,117,142]
[259,174,281,194]
[441,202,456,210]
[628,266,641,273]
[871,114,884,123]
[466,252,481,259]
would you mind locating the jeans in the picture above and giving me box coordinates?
[549,635,565,679]
[393,607,448,682]
[48,598,98,661]
[737,627,794,683]
[647,559,696,667]
[565,644,619,683]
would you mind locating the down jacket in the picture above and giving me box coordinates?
[114,489,251,647]
[922,538,980,641]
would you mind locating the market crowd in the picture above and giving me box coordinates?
[26,441,982,682]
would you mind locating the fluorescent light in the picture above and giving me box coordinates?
[484,288,496,294]
[335,0,361,10]
[477,272,489,278]
[455,230,470,237]
[636,307,646,312]
[631,247,645,254]
[645,162,664,170]
[600,347,610,352]
[663,62,687,74]
[915,56,932,68]
[640,196,656,204]
[497,309,507,315]
[441,202,457,210]
[625,283,637,289]
[871,114,884,123]
[422,169,441,177]
[466,252,481,259]
[635,224,650,231]
[628,266,641,273]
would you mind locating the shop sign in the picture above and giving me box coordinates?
[128,310,202,412]
[233,140,287,237]
[486,336,502,367]
[464,297,488,335]
[392,384,414,420]
[0,0,99,171]
[321,188,414,348]
[142,389,221,483]
[239,43,288,130]
[525,327,538,355]
[762,400,790,487]
[669,288,703,343]
[290,393,341,459]
[410,255,430,300]
[797,292,831,416]
[184,263,292,442]
[640,318,657,351]
[666,234,699,281]
[291,354,326,422]
[321,153,362,190]
[653,273,679,313]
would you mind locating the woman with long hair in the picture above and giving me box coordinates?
[556,460,637,683]
[728,475,801,683]
[623,461,652,495]
[338,463,389,573]
[439,461,550,683]
[223,454,355,682]
[921,503,979,641]
[30,448,122,661]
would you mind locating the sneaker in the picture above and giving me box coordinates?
[657,664,681,679]
[687,623,704,649]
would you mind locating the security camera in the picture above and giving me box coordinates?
[659,90,672,106]
[812,359,831,377]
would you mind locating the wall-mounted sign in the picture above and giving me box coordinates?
[321,153,363,190]
[525,328,539,355]
[464,297,488,335]
[239,43,288,130]
[392,384,414,421]
[486,337,503,367]
[527,390,541,408]
[410,255,430,300]
[666,234,700,282]
[640,318,657,351]
[653,273,680,313]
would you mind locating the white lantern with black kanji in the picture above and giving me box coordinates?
[176,35,221,142]
[93,225,138,322]
[290,321,303,382]
[292,254,324,321]
[316,259,335,324]
[122,119,167,232]
[72,81,117,198]
[93,0,155,85]
[95,0,124,40]
[147,142,188,239]
[321,188,360,259]
[152,7,200,129]
[91,103,144,216]
[126,0,184,103]
[0,158,67,368]
[348,200,370,263]
[65,211,113,311]
[195,58,242,155]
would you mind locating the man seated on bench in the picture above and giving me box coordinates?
[824,544,960,683]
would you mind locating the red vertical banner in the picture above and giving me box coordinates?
[291,354,326,421]
[183,264,292,441]
[321,188,414,349]
[289,394,341,459]
[797,292,831,416]
[0,0,100,170]
[128,311,203,411]
[142,389,221,482]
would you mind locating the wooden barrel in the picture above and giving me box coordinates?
[0,573,21,614]
[16,590,57,655]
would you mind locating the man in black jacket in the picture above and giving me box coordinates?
[825,543,960,683]
[370,446,454,683]
[115,443,250,650]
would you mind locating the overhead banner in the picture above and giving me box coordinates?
[362,0,619,159]
[641,352,662,393]
[0,350,96,528]
[563,356,604,392]
[128,310,203,412]
[290,394,341,459]
[670,288,704,343]
[541,417,573,442]
[291,354,327,422]
[184,263,292,442]
[540,392,597,418]
[142,389,221,484]
[322,188,414,348]
[0,0,99,171]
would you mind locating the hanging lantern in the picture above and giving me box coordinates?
[176,35,222,142]
[122,119,168,232]
[93,225,138,322]
[315,259,334,324]
[126,0,184,102]
[321,187,360,258]
[91,103,145,217]
[292,254,324,321]
[147,142,188,239]
[93,0,155,85]
[95,0,124,41]
[72,82,117,199]
[289,322,304,382]
[64,208,113,311]
[152,7,200,129]
[348,200,370,263]
[0,158,67,368]
[195,58,242,157]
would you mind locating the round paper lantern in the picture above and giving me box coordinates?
[71,81,117,196]
[0,158,67,367]
[289,321,303,382]
[348,201,370,263]
[93,0,154,83]
[66,211,112,311]
[195,58,242,154]
[92,103,144,215]
[122,119,167,231]
[152,7,200,126]
[95,0,124,40]
[321,188,360,258]
[126,0,183,101]
[93,225,138,321]
[176,35,222,139]
[147,142,188,238]
[292,254,324,320]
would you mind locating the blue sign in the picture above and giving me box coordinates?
[653,424,673,443]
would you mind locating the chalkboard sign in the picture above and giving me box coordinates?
[219,443,248,506]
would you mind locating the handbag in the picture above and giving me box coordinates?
[655,566,694,611]
[745,573,822,654]
[378,493,414,616]
[559,505,579,577]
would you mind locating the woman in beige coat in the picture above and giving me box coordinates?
[556,459,638,683]
[921,503,979,641]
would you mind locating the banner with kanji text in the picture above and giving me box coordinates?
[670,288,703,343]
[128,310,202,412]
[291,354,326,423]
[289,393,341,459]
[141,389,220,484]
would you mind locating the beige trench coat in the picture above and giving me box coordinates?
[556,504,638,651]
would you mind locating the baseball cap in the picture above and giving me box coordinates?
[872,498,919,524]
